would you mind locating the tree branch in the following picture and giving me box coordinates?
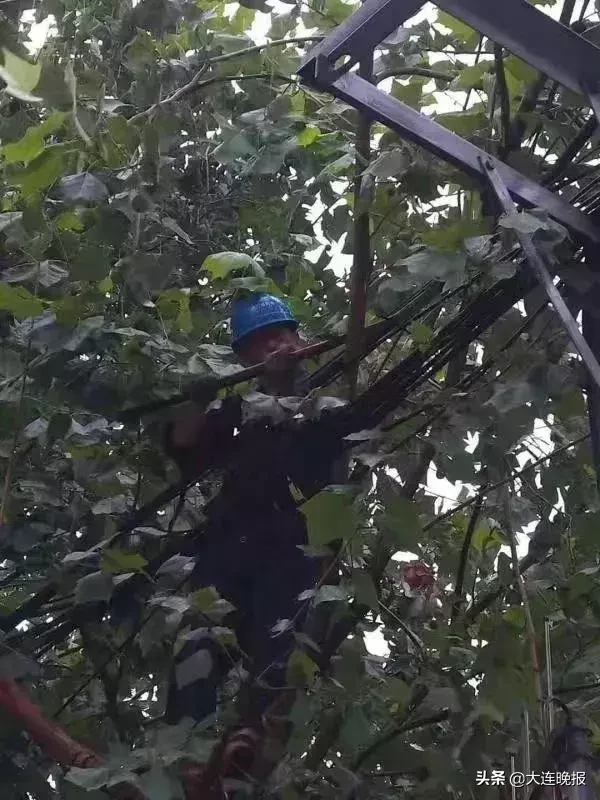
[131,37,323,119]
[544,116,597,186]
[345,53,374,399]
[496,471,544,728]
[423,433,590,535]
[351,711,450,772]
[451,495,484,621]
[493,46,511,160]
[375,67,454,84]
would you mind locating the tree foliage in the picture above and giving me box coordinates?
[1,0,600,797]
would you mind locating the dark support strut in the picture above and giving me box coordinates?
[297,0,600,486]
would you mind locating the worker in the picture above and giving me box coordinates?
[162,293,343,779]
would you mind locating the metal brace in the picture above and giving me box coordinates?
[480,157,600,394]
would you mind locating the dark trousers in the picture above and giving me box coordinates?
[165,513,321,726]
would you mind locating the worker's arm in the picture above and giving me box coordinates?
[163,396,242,477]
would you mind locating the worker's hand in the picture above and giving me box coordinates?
[167,401,206,450]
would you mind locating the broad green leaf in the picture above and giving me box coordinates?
[450,62,491,91]
[213,131,257,163]
[202,251,264,279]
[339,707,372,753]
[366,148,409,178]
[56,173,109,205]
[504,55,539,86]
[137,765,179,800]
[157,289,192,333]
[436,110,488,135]
[75,571,114,604]
[0,282,44,318]
[402,248,466,280]
[421,686,461,713]
[0,48,42,102]
[313,584,349,604]
[351,569,378,610]
[287,648,318,688]
[436,11,478,45]
[0,212,23,232]
[379,496,423,550]
[1,112,67,165]
[297,125,321,147]
[302,487,357,546]
[391,77,427,109]
[9,148,65,196]
[498,210,552,235]
[71,245,111,282]
[101,548,147,575]
[409,320,434,348]
[192,586,220,612]
[485,380,536,413]
[66,766,111,791]
[422,219,487,251]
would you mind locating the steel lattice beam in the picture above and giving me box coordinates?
[297,0,600,483]
[297,0,600,246]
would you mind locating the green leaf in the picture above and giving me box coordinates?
[66,766,111,791]
[422,219,487,251]
[302,487,357,546]
[137,765,179,800]
[202,251,264,279]
[2,112,67,165]
[0,212,23,232]
[485,380,535,413]
[287,648,318,688]
[0,282,44,319]
[213,131,257,163]
[0,48,42,102]
[351,569,378,610]
[436,11,478,45]
[71,245,111,282]
[56,173,109,206]
[157,289,192,333]
[297,125,321,147]
[504,55,538,86]
[366,148,409,178]
[402,248,466,280]
[9,148,65,196]
[409,321,434,348]
[379,496,423,550]
[421,686,461,713]
[75,571,114,604]
[436,110,488,135]
[498,210,549,235]
[192,586,221,612]
[314,584,350,604]
[391,77,427,109]
[101,549,147,575]
[450,62,491,90]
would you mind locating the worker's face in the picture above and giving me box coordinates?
[236,324,302,367]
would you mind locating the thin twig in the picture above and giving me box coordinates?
[423,433,590,535]
[352,711,450,772]
[131,37,324,119]
[375,67,454,84]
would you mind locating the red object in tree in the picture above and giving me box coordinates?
[0,679,143,800]
[402,562,435,592]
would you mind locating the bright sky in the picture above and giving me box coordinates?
[20,1,590,656]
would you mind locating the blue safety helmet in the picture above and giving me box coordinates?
[231,293,298,349]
